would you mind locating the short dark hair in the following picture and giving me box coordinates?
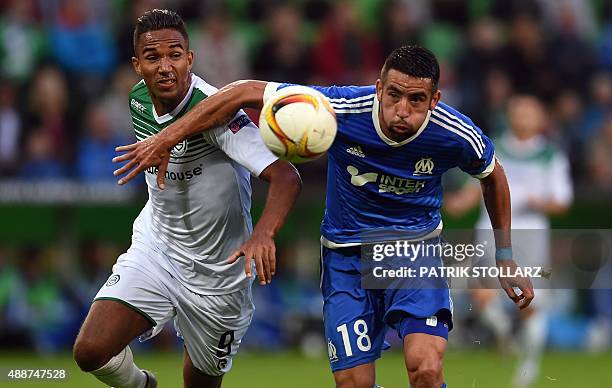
[133,9,188,54]
[381,45,440,91]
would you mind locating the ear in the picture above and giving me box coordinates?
[430,89,441,110]
[132,57,142,77]
[187,50,194,72]
[375,78,383,101]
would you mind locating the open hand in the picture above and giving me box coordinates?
[227,231,276,286]
[112,133,172,189]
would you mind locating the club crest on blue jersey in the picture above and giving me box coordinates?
[327,339,339,362]
[414,157,434,175]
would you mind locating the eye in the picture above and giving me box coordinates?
[410,94,426,103]
[146,55,158,61]
[171,52,182,58]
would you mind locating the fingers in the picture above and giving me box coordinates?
[270,244,277,276]
[117,163,145,185]
[503,286,522,304]
[261,247,272,285]
[112,151,135,163]
[227,249,255,280]
[157,154,169,189]
[227,241,276,286]
[254,252,266,286]
[518,285,535,310]
[227,249,243,264]
[113,157,139,178]
[244,255,253,278]
[115,143,138,152]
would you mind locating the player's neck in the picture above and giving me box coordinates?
[151,86,191,117]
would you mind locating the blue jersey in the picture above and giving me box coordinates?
[266,83,495,245]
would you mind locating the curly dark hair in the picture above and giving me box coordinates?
[133,9,188,54]
[381,45,440,91]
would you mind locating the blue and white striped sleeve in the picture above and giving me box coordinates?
[431,105,496,179]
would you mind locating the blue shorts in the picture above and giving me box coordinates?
[321,245,452,372]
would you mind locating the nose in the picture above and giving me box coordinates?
[396,98,410,119]
[159,57,172,73]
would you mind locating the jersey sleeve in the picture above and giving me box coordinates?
[456,121,496,179]
[263,82,375,104]
[206,110,278,177]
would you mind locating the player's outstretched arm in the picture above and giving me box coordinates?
[228,160,302,285]
[113,80,269,188]
[480,160,534,309]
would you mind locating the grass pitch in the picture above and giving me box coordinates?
[0,350,609,387]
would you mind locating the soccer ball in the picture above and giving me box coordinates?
[259,85,337,163]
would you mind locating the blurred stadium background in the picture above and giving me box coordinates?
[0,0,610,387]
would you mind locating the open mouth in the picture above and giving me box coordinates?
[157,79,176,89]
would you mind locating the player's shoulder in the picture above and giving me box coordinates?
[318,85,375,116]
[313,84,375,101]
[129,80,150,116]
[190,73,217,97]
[429,101,487,147]
[130,79,148,99]
[431,101,478,129]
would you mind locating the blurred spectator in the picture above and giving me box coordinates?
[48,0,116,77]
[0,81,21,175]
[0,0,46,83]
[14,246,81,352]
[480,69,513,137]
[553,89,584,144]
[457,17,505,122]
[191,5,250,87]
[596,2,612,73]
[537,0,596,39]
[581,72,612,143]
[76,104,126,182]
[431,0,469,26]
[19,128,67,179]
[552,90,584,176]
[25,66,71,161]
[0,248,33,349]
[115,0,164,62]
[48,0,117,102]
[438,60,461,107]
[100,65,140,140]
[252,3,311,84]
[380,0,424,57]
[311,0,382,85]
[548,6,595,94]
[489,0,542,22]
[500,13,559,102]
[587,119,612,192]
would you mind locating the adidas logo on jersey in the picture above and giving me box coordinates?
[131,98,146,113]
[346,146,366,158]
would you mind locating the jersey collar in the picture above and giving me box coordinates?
[152,73,195,124]
[371,95,431,147]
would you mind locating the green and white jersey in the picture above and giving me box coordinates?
[128,73,277,295]
[475,132,573,230]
